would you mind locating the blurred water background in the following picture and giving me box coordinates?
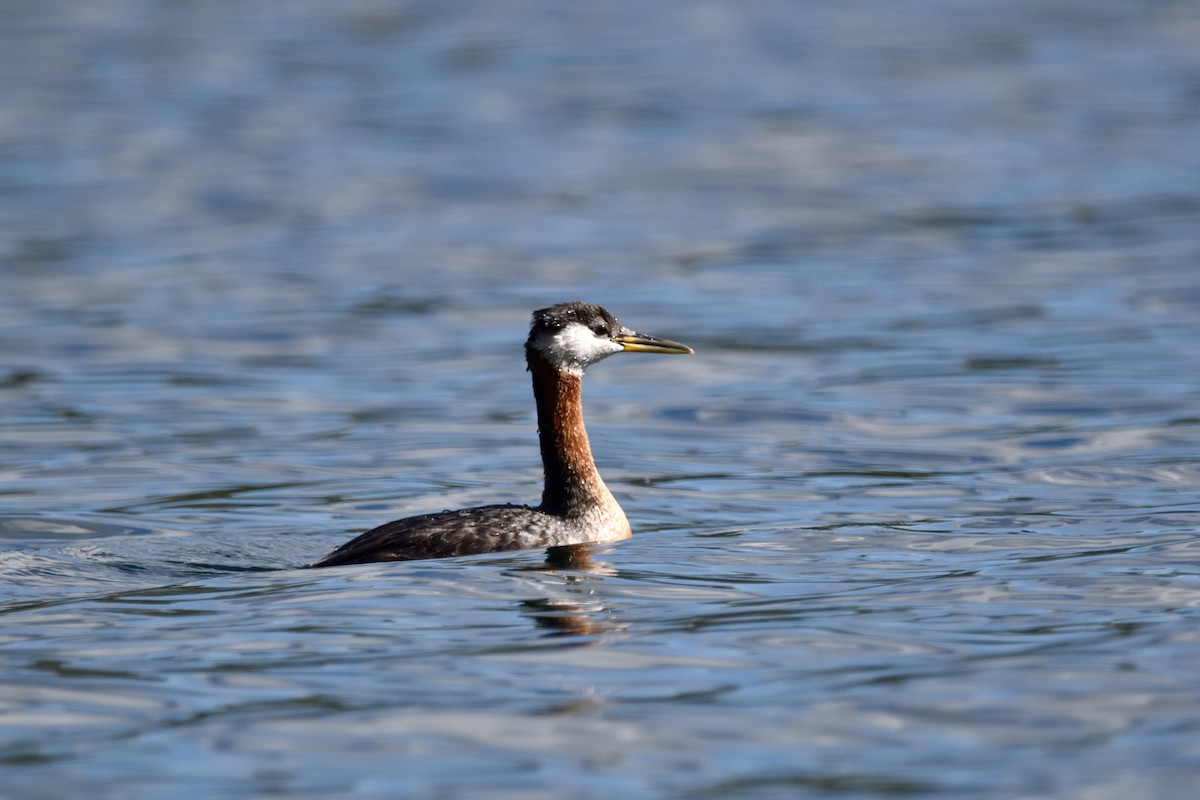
[3,1,1200,797]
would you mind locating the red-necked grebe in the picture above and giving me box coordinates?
[307,301,693,567]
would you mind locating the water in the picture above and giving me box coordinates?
[3,0,1200,797]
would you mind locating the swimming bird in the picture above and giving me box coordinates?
[307,301,693,567]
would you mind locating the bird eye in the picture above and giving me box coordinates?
[590,322,609,336]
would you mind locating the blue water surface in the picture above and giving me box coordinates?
[2,1,1200,797]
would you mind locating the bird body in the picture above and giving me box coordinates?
[308,302,691,568]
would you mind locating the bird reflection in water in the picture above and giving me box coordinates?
[517,543,622,637]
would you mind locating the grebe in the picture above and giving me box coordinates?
[307,301,693,567]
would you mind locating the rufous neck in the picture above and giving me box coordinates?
[528,352,610,515]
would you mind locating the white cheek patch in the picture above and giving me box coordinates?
[533,323,623,375]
